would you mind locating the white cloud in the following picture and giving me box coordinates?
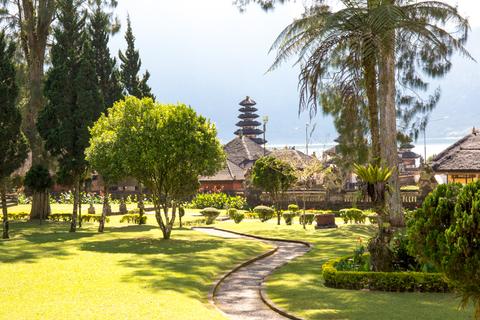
[439,0,480,27]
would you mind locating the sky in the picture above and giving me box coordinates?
[109,0,480,157]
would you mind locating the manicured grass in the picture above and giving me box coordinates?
[8,203,138,214]
[0,218,270,320]
[216,218,473,320]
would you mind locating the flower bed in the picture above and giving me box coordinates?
[322,257,450,292]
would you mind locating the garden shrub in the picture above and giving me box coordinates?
[200,207,221,224]
[227,208,245,224]
[81,214,109,223]
[120,213,147,224]
[339,208,365,224]
[287,204,299,214]
[7,212,30,220]
[322,257,449,292]
[49,213,73,222]
[253,205,274,222]
[299,213,315,225]
[282,212,296,225]
[244,211,257,219]
[408,182,480,316]
[188,193,246,209]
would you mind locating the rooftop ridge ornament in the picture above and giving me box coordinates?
[234,96,266,145]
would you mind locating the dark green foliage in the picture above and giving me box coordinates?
[188,193,246,209]
[120,213,147,224]
[200,207,221,225]
[339,208,365,224]
[89,2,123,109]
[227,208,244,224]
[49,213,73,222]
[81,214,109,223]
[287,204,299,213]
[119,17,153,99]
[0,31,29,181]
[282,212,295,225]
[389,232,420,272]
[24,165,54,193]
[253,205,274,222]
[322,257,449,293]
[7,212,30,221]
[38,0,103,181]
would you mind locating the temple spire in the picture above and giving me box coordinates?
[234,96,266,144]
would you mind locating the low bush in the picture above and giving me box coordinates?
[7,212,30,220]
[282,212,296,225]
[81,214,110,223]
[299,213,315,225]
[200,207,221,225]
[49,213,73,222]
[188,193,246,209]
[253,205,274,222]
[322,257,449,292]
[339,208,365,224]
[288,204,299,214]
[120,213,147,224]
[227,208,245,224]
[244,211,257,219]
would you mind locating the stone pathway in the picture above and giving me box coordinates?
[192,227,310,320]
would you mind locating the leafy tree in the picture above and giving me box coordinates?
[0,32,29,239]
[408,182,480,318]
[294,159,324,229]
[119,16,153,99]
[38,0,103,232]
[251,156,297,225]
[94,97,224,239]
[85,108,126,232]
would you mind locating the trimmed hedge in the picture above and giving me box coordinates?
[49,213,72,222]
[339,208,365,224]
[282,212,296,225]
[322,257,450,292]
[200,207,221,225]
[7,212,30,220]
[120,213,147,224]
[227,208,244,224]
[81,214,110,223]
[288,204,299,213]
[253,205,274,222]
[299,213,315,225]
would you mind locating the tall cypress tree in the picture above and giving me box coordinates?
[89,2,123,110]
[0,32,29,239]
[119,16,154,99]
[38,0,103,232]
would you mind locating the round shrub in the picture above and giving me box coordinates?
[339,208,365,224]
[24,164,53,192]
[288,204,299,214]
[200,207,221,225]
[228,208,245,224]
[253,205,274,222]
[299,213,315,225]
[282,212,296,225]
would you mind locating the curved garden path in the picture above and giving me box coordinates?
[192,227,311,320]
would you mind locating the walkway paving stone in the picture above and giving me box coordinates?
[193,227,310,320]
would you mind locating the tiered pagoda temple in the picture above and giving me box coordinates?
[234,96,266,145]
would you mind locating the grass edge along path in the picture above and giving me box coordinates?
[216,220,473,320]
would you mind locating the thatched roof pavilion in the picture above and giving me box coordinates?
[432,128,480,184]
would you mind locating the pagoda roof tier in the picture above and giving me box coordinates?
[238,113,259,119]
[234,128,264,136]
[239,106,258,113]
[251,137,267,144]
[239,96,257,107]
[236,120,262,127]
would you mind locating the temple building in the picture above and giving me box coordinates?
[432,128,480,184]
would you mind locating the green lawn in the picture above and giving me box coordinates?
[216,219,473,320]
[0,214,270,320]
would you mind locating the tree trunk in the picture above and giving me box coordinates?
[1,184,9,239]
[70,178,80,232]
[98,186,109,233]
[363,54,381,163]
[78,183,82,228]
[137,184,145,225]
[378,20,404,228]
[30,191,50,221]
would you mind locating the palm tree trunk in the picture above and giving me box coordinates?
[378,19,404,228]
[363,55,381,163]
[1,183,9,239]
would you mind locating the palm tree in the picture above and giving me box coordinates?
[270,0,471,226]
